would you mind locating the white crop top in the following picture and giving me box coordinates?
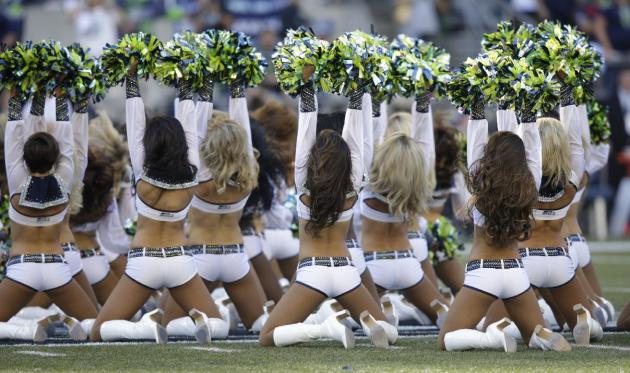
[297,195,355,223]
[136,196,190,222]
[360,189,405,223]
[532,204,571,220]
[9,204,68,227]
[191,194,249,214]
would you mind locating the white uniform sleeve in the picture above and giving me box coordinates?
[5,118,29,195]
[195,101,213,181]
[362,94,374,182]
[294,96,318,192]
[229,97,253,158]
[96,199,131,254]
[71,110,89,182]
[125,97,146,182]
[451,171,469,221]
[467,119,488,173]
[373,101,388,147]
[496,109,518,133]
[343,105,364,194]
[176,98,199,170]
[412,102,435,177]
[578,104,591,166]
[560,105,585,186]
[586,144,610,174]
[520,121,543,191]
[49,109,75,193]
[117,185,137,226]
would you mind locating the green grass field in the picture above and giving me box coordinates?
[1,248,629,372]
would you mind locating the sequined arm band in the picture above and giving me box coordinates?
[371,98,382,117]
[470,99,485,120]
[230,81,245,98]
[56,96,69,121]
[178,79,193,100]
[8,96,23,121]
[560,83,574,107]
[126,73,140,99]
[299,83,316,113]
[198,78,214,102]
[415,92,431,113]
[348,89,363,110]
[74,99,88,114]
[30,92,45,116]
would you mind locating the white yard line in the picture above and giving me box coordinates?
[187,346,237,352]
[603,287,630,294]
[14,351,66,357]
[579,344,630,352]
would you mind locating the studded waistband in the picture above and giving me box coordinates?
[79,248,103,258]
[364,249,415,262]
[7,254,66,266]
[345,239,359,249]
[407,231,424,240]
[127,246,192,259]
[189,244,244,255]
[61,242,77,252]
[565,234,586,243]
[518,247,568,258]
[297,256,353,269]
[465,258,524,272]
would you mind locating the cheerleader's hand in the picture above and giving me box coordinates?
[470,97,485,120]
[415,91,431,113]
[198,76,214,102]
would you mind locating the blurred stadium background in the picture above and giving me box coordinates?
[2,0,630,240]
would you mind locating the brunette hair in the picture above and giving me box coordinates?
[252,100,297,177]
[143,116,197,184]
[467,132,537,247]
[70,150,114,225]
[435,124,463,190]
[24,132,59,173]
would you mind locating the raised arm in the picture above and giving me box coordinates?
[559,86,585,187]
[228,82,253,158]
[519,99,542,190]
[343,89,365,194]
[587,143,610,175]
[49,96,75,191]
[412,92,435,178]
[175,79,199,171]
[5,95,29,195]
[124,70,146,180]
[373,100,387,147]
[25,92,47,135]
[71,96,89,182]
[97,199,131,255]
[195,78,214,182]
[362,93,373,184]
[294,83,318,192]
[496,108,518,133]
[467,100,488,173]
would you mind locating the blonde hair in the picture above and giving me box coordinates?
[369,129,429,220]
[89,111,129,196]
[201,115,258,194]
[538,117,571,189]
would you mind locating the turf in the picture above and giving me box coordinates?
[0,250,628,372]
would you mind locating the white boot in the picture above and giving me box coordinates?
[573,304,594,346]
[166,317,196,337]
[431,299,450,329]
[538,298,558,329]
[207,317,229,340]
[215,298,233,331]
[15,307,57,320]
[272,310,354,348]
[444,318,516,352]
[0,317,51,342]
[359,311,397,347]
[62,316,87,341]
[250,301,274,333]
[389,294,432,325]
[590,300,608,328]
[100,309,167,344]
[316,299,358,329]
[503,322,522,340]
[188,309,212,344]
[303,313,319,325]
[381,296,399,328]
[528,324,571,351]
[599,296,615,323]
[81,319,95,338]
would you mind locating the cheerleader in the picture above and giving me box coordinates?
[69,150,129,305]
[561,104,614,322]
[90,64,225,344]
[360,94,450,328]
[438,97,571,352]
[160,79,269,335]
[87,111,133,278]
[0,90,97,341]
[252,101,300,281]
[259,78,397,348]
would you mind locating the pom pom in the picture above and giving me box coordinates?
[154,32,204,88]
[446,57,486,113]
[203,29,267,87]
[319,30,391,96]
[0,41,38,99]
[124,217,137,237]
[511,60,560,114]
[272,26,333,96]
[587,101,611,145]
[390,34,450,98]
[64,44,109,103]
[101,32,163,85]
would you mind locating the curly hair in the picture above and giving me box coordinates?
[370,129,429,221]
[467,132,538,247]
[434,124,463,190]
[252,100,297,178]
[304,128,354,236]
[201,115,259,194]
[70,149,115,226]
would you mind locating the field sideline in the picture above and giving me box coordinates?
[0,246,629,372]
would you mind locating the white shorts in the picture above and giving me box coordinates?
[567,243,579,271]
[263,229,299,260]
[125,251,197,290]
[520,248,575,289]
[408,231,429,262]
[242,232,263,260]
[365,252,424,290]
[193,249,250,283]
[6,256,73,292]
[346,240,366,275]
[62,243,83,276]
[295,258,361,298]
[101,247,120,263]
[463,259,531,299]
[80,251,110,285]
[566,235,591,268]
